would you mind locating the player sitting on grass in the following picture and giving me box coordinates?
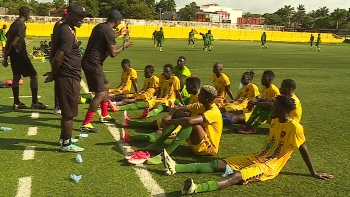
[108,58,138,100]
[174,56,192,98]
[236,70,280,134]
[123,85,223,165]
[122,76,201,137]
[212,62,235,108]
[110,65,159,109]
[162,94,333,195]
[112,64,184,118]
[222,70,260,113]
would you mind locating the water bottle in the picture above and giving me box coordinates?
[79,133,89,138]
[1,127,12,131]
[76,154,83,163]
[238,83,243,89]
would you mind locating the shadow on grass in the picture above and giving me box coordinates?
[280,171,311,177]
[0,138,58,152]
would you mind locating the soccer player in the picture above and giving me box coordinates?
[112,64,184,118]
[125,85,223,165]
[152,30,157,47]
[309,34,314,49]
[206,30,214,51]
[261,32,267,49]
[237,70,279,134]
[188,29,195,49]
[2,6,47,109]
[0,24,7,59]
[278,79,302,123]
[109,59,138,98]
[162,95,333,195]
[113,65,159,107]
[122,75,201,131]
[45,2,92,152]
[222,70,260,112]
[78,41,85,55]
[212,62,235,108]
[156,27,164,52]
[315,33,321,51]
[123,22,130,41]
[80,9,133,133]
[50,8,67,115]
[174,56,191,98]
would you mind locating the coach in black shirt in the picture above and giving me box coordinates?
[46,2,91,152]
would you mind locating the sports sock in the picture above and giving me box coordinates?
[196,180,219,193]
[12,87,19,104]
[246,106,263,125]
[154,124,176,146]
[148,105,164,117]
[129,132,157,142]
[101,101,108,117]
[128,120,154,128]
[83,110,95,125]
[175,160,218,173]
[31,88,38,104]
[165,127,192,154]
[252,109,271,129]
[118,103,138,111]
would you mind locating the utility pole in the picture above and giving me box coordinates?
[159,8,163,21]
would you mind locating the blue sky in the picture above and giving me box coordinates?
[37,0,350,14]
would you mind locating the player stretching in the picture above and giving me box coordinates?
[309,34,314,49]
[163,95,333,195]
[261,32,268,49]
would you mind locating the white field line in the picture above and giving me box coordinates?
[103,67,326,73]
[80,80,165,197]
[15,176,32,197]
[22,146,35,160]
[27,127,38,136]
[30,113,39,119]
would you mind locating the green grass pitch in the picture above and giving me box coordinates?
[0,37,348,196]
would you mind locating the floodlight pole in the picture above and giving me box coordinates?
[159,8,163,21]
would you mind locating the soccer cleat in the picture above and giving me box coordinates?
[108,100,118,112]
[182,178,197,195]
[120,128,130,143]
[162,149,177,175]
[122,110,131,127]
[61,144,84,152]
[159,47,163,52]
[58,138,79,146]
[80,123,99,133]
[237,125,256,134]
[127,150,151,165]
[139,108,150,119]
[99,115,117,124]
[53,107,61,115]
[31,101,48,109]
[13,102,27,109]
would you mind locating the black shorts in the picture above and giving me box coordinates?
[10,52,37,77]
[56,76,80,118]
[82,61,108,93]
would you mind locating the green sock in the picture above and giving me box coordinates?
[148,105,164,117]
[136,101,147,109]
[196,180,219,193]
[252,109,271,129]
[165,127,192,154]
[128,120,156,129]
[154,124,176,146]
[246,106,263,125]
[146,154,162,165]
[183,97,190,105]
[129,132,157,142]
[175,160,218,173]
[118,103,138,111]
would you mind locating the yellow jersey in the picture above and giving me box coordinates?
[248,118,305,180]
[235,83,260,100]
[290,93,302,123]
[117,68,138,92]
[189,92,199,104]
[212,73,231,100]
[158,75,180,102]
[261,84,280,99]
[187,103,223,155]
[134,75,159,100]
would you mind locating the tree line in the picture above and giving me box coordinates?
[0,1,349,29]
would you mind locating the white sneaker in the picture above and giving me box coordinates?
[53,107,61,115]
[162,149,177,175]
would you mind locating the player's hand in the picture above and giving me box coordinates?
[43,72,54,83]
[312,173,333,180]
[2,58,8,67]
[123,41,133,48]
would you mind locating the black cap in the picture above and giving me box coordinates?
[67,2,92,17]
[108,9,123,20]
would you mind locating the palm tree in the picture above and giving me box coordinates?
[308,10,317,20]
[242,12,251,24]
[331,8,348,28]
[293,4,306,27]
[165,0,176,11]
[316,6,329,18]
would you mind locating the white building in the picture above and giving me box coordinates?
[199,4,243,24]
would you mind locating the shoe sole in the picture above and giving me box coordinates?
[80,127,99,133]
[182,178,195,195]
[128,158,147,165]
